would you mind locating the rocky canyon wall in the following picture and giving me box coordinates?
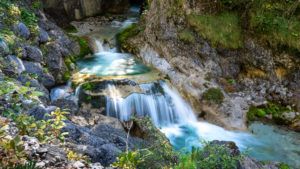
[122,0,300,131]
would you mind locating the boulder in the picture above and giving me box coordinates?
[62,122,149,166]
[51,99,79,115]
[23,61,55,87]
[26,105,57,120]
[15,74,50,104]
[16,22,30,39]
[0,39,9,56]
[3,55,25,74]
[25,46,43,62]
[38,27,49,43]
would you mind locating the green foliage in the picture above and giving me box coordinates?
[187,13,243,49]
[113,116,178,169]
[0,0,21,26]
[202,88,224,103]
[175,140,243,169]
[0,77,44,117]
[13,161,39,169]
[248,0,300,52]
[8,108,69,143]
[0,118,27,168]
[247,102,295,124]
[117,24,139,44]
[178,29,196,44]
[20,8,38,31]
[228,79,235,84]
[66,149,88,162]
[217,0,300,53]
[63,24,78,33]
[74,36,92,58]
[279,162,290,169]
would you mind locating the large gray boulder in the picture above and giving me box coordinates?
[38,27,49,43]
[23,61,55,87]
[25,46,43,62]
[26,105,57,120]
[16,22,30,39]
[3,55,25,74]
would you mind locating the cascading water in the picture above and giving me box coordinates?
[106,81,196,126]
[50,6,300,168]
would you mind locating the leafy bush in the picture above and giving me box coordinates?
[187,13,243,49]
[0,77,44,117]
[112,116,178,169]
[202,88,225,103]
[175,141,243,169]
[0,118,27,168]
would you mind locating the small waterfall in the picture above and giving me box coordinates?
[106,81,196,126]
[50,80,72,101]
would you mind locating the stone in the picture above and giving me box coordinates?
[70,116,89,127]
[15,74,50,104]
[27,105,57,120]
[25,46,43,62]
[16,23,30,39]
[51,99,79,115]
[3,55,25,74]
[73,161,85,168]
[89,163,104,169]
[0,39,9,56]
[23,61,55,87]
[38,27,49,43]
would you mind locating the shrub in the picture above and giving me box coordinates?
[0,118,27,168]
[175,140,243,169]
[187,13,243,49]
[112,116,178,169]
[202,88,225,103]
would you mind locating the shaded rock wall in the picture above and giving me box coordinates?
[40,0,130,25]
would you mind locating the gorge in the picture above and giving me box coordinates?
[0,0,300,169]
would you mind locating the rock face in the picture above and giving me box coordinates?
[124,0,300,131]
[40,0,131,25]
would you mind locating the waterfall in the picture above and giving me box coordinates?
[106,81,196,126]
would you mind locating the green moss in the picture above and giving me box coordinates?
[178,29,196,44]
[63,24,78,33]
[117,24,139,44]
[63,71,70,81]
[202,88,224,103]
[187,13,243,49]
[247,102,294,124]
[256,109,266,117]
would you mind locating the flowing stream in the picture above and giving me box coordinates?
[51,7,300,168]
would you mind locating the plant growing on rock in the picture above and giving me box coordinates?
[112,116,178,169]
[175,140,244,169]
[0,118,27,168]
[202,88,224,103]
